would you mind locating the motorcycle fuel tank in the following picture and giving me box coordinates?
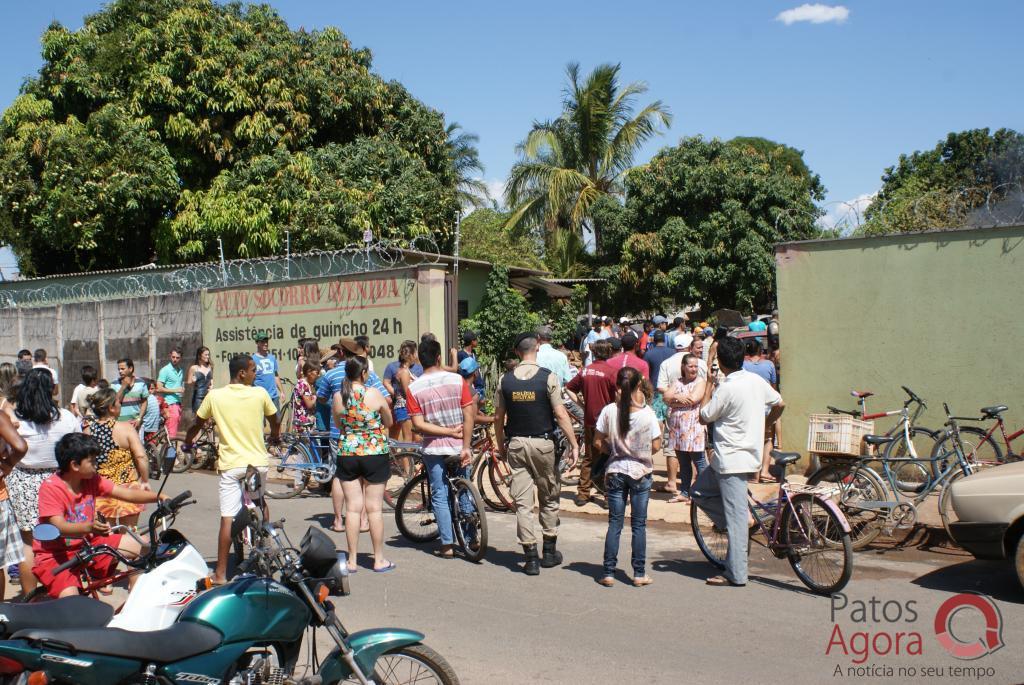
[178,576,311,643]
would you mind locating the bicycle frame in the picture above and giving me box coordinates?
[962,414,1023,456]
[749,485,851,555]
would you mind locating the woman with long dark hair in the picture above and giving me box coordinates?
[332,356,394,572]
[594,366,662,587]
[9,369,80,592]
[186,347,214,413]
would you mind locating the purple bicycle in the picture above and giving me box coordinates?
[691,451,854,595]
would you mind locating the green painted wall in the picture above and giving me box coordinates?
[457,264,490,317]
[775,225,1024,459]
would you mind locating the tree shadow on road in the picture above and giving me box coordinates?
[911,559,1022,604]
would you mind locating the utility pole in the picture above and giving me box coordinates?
[217,238,228,286]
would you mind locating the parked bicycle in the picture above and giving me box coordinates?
[929,404,1022,474]
[828,385,938,492]
[471,425,515,512]
[691,450,854,595]
[265,431,336,499]
[395,446,488,562]
[808,403,978,549]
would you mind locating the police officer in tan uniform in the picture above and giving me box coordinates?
[494,332,580,575]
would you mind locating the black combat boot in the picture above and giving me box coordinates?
[522,544,540,576]
[540,535,563,568]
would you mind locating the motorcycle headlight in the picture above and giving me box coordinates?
[325,560,350,597]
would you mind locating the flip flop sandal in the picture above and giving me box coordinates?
[706,575,744,587]
[597,576,615,587]
[432,549,455,560]
[656,484,679,494]
[373,561,397,573]
[667,494,690,503]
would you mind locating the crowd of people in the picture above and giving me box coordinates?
[0,308,783,598]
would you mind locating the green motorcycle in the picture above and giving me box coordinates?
[0,521,458,684]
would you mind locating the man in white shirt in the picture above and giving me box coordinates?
[694,336,784,588]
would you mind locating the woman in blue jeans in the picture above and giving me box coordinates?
[594,367,662,587]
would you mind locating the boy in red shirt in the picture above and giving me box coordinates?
[34,433,164,598]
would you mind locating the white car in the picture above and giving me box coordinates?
[948,460,1024,590]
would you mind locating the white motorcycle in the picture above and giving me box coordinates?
[0,455,209,636]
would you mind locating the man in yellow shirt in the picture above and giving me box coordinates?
[184,354,280,583]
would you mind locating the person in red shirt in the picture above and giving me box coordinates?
[34,433,164,598]
[565,340,617,506]
[608,333,651,380]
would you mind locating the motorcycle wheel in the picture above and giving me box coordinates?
[338,643,459,685]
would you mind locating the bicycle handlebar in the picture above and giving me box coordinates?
[827,405,862,418]
[52,555,83,575]
[903,386,925,406]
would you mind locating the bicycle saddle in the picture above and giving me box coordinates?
[770,451,801,466]
[851,390,874,399]
[864,435,894,446]
[981,405,1008,418]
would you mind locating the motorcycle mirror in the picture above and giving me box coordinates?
[34,523,61,542]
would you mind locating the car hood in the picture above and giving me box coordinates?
[950,461,1024,524]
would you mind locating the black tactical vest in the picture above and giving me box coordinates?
[501,367,555,437]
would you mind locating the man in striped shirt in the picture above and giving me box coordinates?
[406,339,475,559]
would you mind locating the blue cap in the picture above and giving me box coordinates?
[458,357,479,377]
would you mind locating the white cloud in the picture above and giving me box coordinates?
[485,179,506,208]
[776,4,849,26]
[817,192,876,234]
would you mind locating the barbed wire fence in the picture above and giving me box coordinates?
[775,182,1024,238]
[0,234,444,310]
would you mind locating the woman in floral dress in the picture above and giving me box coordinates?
[332,356,394,573]
[83,388,149,526]
[665,354,707,502]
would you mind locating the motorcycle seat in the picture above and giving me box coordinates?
[0,596,113,638]
[13,622,222,663]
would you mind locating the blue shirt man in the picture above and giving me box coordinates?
[252,334,280,406]
[316,360,390,438]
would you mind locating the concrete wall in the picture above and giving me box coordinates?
[775,225,1024,457]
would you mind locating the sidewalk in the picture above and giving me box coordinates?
[557,448,944,531]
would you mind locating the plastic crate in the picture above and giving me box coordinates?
[806,414,874,456]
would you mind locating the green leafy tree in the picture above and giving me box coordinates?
[598,136,823,312]
[460,265,540,361]
[861,128,1023,235]
[0,0,458,275]
[549,285,588,348]
[504,62,671,254]
[457,208,544,270]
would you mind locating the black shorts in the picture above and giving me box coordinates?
[336,453,390,484]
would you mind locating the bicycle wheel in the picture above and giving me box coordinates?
[690,500,728,569]
[452,478,487,562]
[265,445,311,499]
[938,468,974,544]
[383,451,421,511]
[885,427,939,493]
[805,461,886,550]
[930,427,1003,475]
[780,494,853,595]
[477,453,515,512]
[395,472,439,543]
[169,439,193,473]
[338,642,459,685]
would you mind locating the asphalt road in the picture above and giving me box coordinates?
[165,471,1023,685]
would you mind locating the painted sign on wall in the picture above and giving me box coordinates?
[201,269,418,385]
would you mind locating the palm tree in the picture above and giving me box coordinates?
[504,62,672,254]
[446,122,490,210]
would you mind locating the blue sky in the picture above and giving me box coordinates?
[1,1,1021,275]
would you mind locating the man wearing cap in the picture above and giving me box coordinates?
[253,333,283,410]
[608,333,650,379]
[495,332,579,575]
[535,326,573,387]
